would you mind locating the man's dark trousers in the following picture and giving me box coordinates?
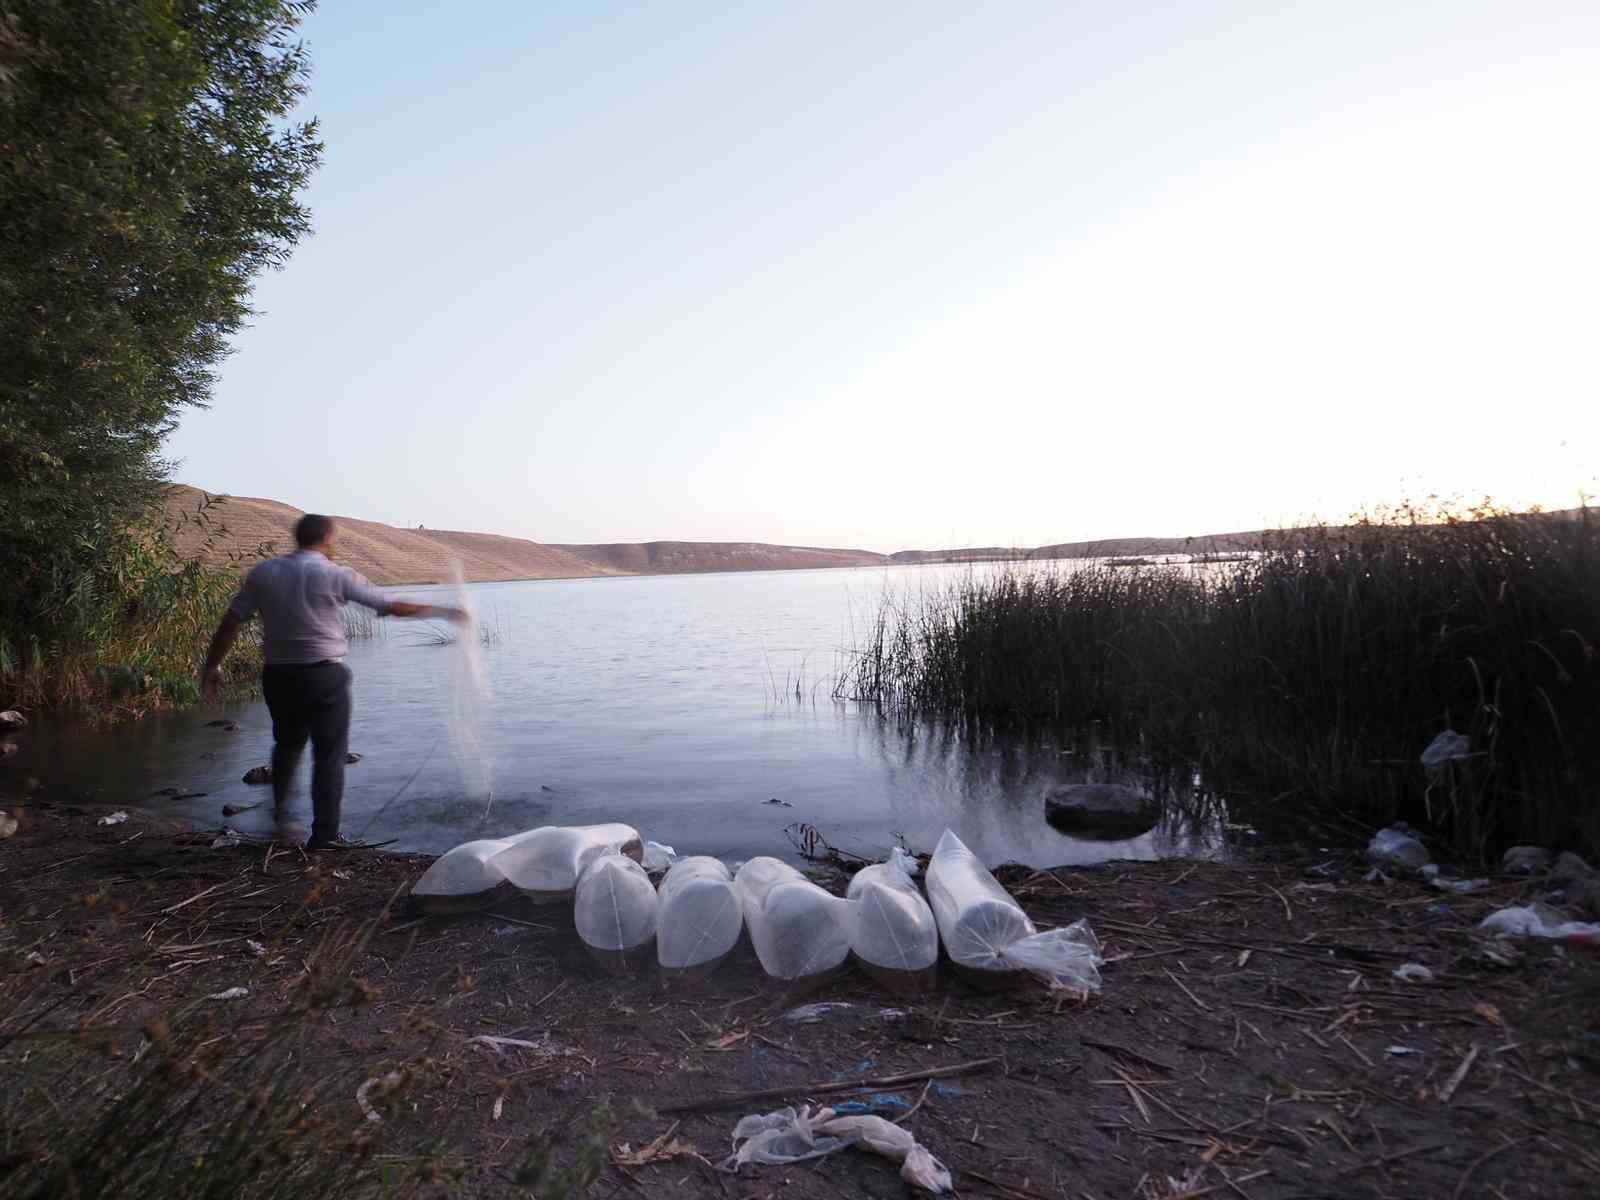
[262,662,351,845]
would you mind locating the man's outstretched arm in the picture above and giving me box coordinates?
[200,611,244,702]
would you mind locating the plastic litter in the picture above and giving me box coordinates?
[641,841,677,871]
[489,823,643,902]
[574,851,658,969]
[1478,904,1600,944]
[1428,877,1488,894]
[720,1105,952,1193]
[0,709,27,730]
[735,857,856,980]
[1392,963,1435,983]
[207,986,249,1001]
[1,811,21,840]
[656,856,744,976]
[1366,825,1430,873]
[1502,846,1553,875]
[1387,1046,1423,1056]
[97,811,129,827]
[781,1002,907,1024]
[210,827,241,848]
[847,847,939,986]
[356,1070,401,1123]
[924,829,1103,991]
[1420,729,1474,770]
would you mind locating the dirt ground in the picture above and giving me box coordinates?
[2,799,1598,1199]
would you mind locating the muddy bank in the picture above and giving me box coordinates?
[2,801,1597,1199]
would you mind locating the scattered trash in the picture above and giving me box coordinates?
[1363,867,1392,884]
[641,840,677,870]
[1502,846,1554,875]
[925,829,1103,991]
[97,811,129,827]
[614,1130,700,1167]
[1420,729,1473,771]
[830,1094,909,1116]
[210,828,241,848]
[931,1083,963,1099]
[1387,1046,1423,1056]
[848,847,939,983]
[26,950,47,967]
[345,751,362,764]
[207,986,249,1001]
[245,939,267,957]
[221,801,260,817]
[765,797,793,807]
[1392,963,1435,983]
[1478,904,1600,944]
[0,709,28,731]
[657,856,744,975]
[1429,877,1489,894]
[242,766,273,785]
[735,857,855,980]
[1367,825,1430,873]
[0,811,17,841]
[356,1071,401,1123]
[492,1095,505,1121]
[467,1033,577,1060]
[1552,852,1596,884]
[719,1105,951,1193]
[332,868,352,880]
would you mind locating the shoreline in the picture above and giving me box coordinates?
[3,797,1596,1197]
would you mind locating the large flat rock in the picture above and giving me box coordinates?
[1045,783,1158,836]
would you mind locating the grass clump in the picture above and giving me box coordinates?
[838,502,1600,859]
[0,492,264,719]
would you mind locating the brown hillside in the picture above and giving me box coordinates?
[165,487,619,585]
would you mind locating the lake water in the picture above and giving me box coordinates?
[12,563,1224,867]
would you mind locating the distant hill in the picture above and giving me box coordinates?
[165,487,886,584]
[168,485,1584,585]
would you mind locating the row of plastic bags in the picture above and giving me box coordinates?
[411,824,1102,991]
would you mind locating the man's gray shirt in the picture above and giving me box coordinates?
[228,550,392,666]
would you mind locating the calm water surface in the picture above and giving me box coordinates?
[15,564,1223,866]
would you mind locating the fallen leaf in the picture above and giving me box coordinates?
[1473,1002,1505,1027]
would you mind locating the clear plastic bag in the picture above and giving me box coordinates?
[924,829,1102,992]
[489,823,643,902]
[734,857,855,981]
[847,848,938,984]
[656,856,744,976]
[574,852,658,968]
[1367,825,1430,873]
[720,1106,952,1193]
[411,837,516,913]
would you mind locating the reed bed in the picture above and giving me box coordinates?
[836,505,1600,859]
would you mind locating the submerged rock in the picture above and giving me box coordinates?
[242,765,273,785]
[1044,783,1157,836]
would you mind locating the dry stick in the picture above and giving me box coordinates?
[160,876,246,915]
[958,1167,1059,1200]
[1451,1137,1528,1200]
[657,1057,1000,1115]
[1332,1141,1451,1178]
[1438,1044,1480,1104]
[1164,967,1212,1013]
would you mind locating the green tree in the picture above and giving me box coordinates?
[0,0,321,702]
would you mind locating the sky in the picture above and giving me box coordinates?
[167,1,1600,551]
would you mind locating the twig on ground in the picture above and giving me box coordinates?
[657,1057,1000,1115]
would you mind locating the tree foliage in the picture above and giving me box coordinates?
[0,0,320,701]
[0,0,320,604]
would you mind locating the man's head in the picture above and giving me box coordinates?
[294,513,336,553]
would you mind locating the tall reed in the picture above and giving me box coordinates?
[837,504,1600,859]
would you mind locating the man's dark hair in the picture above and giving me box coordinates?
[294,513,334,548]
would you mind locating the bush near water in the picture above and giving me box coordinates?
[838,503,1600,861]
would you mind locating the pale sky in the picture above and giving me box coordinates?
[168,1,1600,551]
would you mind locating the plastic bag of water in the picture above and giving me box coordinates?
[846,847,938,988]
[656,856,744,977]
[574,851,658,971]
[490,823,643,902]
[734,856,855,981]
[924,829,1101,992]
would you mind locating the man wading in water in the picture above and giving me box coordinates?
[199,514,465,849]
